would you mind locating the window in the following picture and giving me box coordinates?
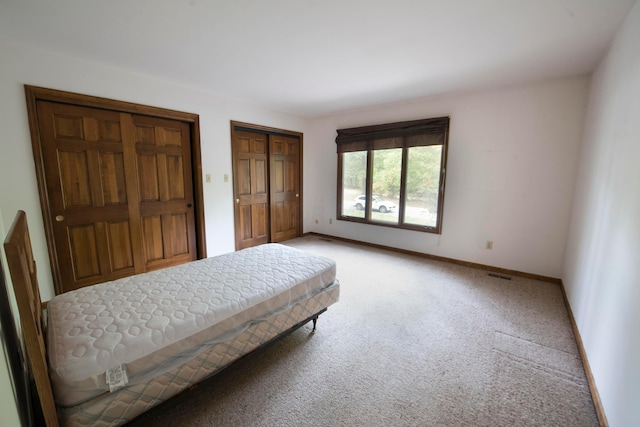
[336,117,449,233]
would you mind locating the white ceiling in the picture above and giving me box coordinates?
[0,0,636,118]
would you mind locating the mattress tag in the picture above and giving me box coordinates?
[106,365,128,392]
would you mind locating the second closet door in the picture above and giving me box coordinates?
[269,134,300,243]
[231,127,301,250]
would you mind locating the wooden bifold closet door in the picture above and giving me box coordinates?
[26,87,204,294]
[269,133,301,243]
[231,123,302,250]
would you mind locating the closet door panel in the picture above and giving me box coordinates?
[36,101,135,292]
[169,213,190,256]
[68,224,101,281]
[270,135,300,243]
[232,130,270,249]
[106,221,134,271]
[33,101,199,292]
[27,87,206,295]
[99,152,127,205]
[132,115,197,271]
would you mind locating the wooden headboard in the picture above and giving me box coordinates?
[4,211,59,426]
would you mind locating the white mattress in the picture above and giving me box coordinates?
[58,284,340,427]
[47,243,337,407]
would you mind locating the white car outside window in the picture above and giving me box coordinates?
[353,195,396,213]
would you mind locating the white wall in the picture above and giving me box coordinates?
[306,77,589,279]
[0,40,311,302]
[563,1,640,426]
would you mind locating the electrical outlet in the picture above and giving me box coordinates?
[223,174,229,182]
[205,174,211,183]
[486,241,493,250]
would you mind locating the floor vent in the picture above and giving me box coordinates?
[488,273,512,280]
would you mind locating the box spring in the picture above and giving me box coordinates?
[58,284,339,426]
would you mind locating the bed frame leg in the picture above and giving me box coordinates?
[312,316,318,332]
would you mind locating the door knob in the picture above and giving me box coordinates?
[236,198,240,204]
[55,215,64,222]
[296,194,299,198]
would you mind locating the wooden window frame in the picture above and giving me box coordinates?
[336,117,449,234]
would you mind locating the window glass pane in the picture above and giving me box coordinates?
[341,151,367,218]
[404,145,442,227]
[371,149,401,223]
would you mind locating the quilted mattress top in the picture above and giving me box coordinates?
[47,243,336,404]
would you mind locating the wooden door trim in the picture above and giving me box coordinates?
[230,121,304,249]
[24,85,207,295]
[231,120,302,139]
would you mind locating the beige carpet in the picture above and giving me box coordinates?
[128,236,598,426]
